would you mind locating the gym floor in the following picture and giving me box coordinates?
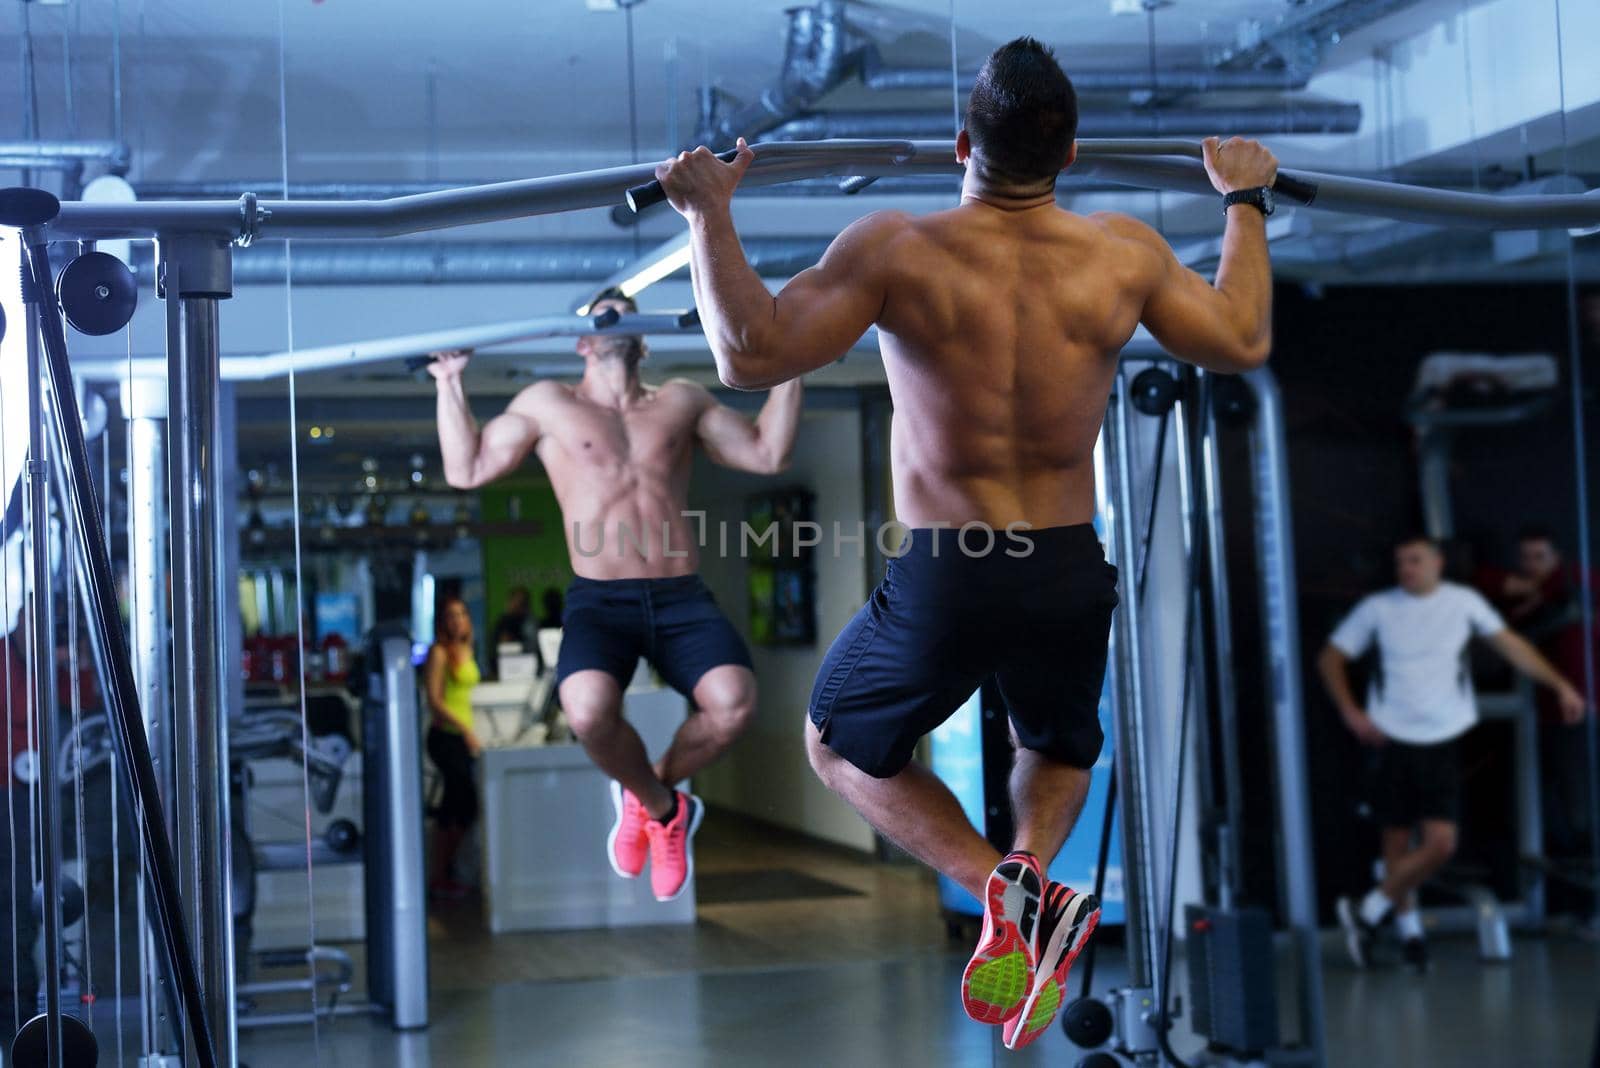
[233,811,1600,1067]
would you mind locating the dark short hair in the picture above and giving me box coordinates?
[965,37,1078,187]
[1394,532,1442,553]
[589,285,637,314]
[1517,524,1558,547]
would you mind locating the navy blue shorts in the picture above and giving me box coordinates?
[809,524,1118,779]
[555,574,753,699]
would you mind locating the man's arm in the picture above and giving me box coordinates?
[429,350,543,489]
[1119,137,1279,373]
[692,379,804,475]
[1317,643,1387,746]
[656,141,892,390]
[1487,628,1588,724]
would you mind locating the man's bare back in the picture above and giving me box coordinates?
[658,38,1283,1041]
[662,133,1276,533]
[869,202,1165,529]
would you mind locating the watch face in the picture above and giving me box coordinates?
[1261,188,1276,214]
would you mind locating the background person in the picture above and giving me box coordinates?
[490,585,533,679]
[424,595,483,901]
[1499,523,1597,927]
[1320,533,1586,971]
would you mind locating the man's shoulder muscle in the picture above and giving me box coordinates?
[508,378,568,417]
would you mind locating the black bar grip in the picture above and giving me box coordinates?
[625,149,742,214]
[0,186,61,228]
[1272,173,1318,207]
[404,355,435,373]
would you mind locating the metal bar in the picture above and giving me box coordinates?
[1199,373,1247,906]
[1103,379,1159,984]
[72,311,711,383]
[40,140,1600,242]
[23,276,65,1068]
[1242,367,1327,1065]
[164,270,237,1066]
[21,237,220,1068]
[1170,387,1222,909]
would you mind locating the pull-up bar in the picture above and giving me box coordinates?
[36,139,1600,242]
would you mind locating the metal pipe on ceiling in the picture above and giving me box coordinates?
[858,56,1314,95]
[224,238,830,285]
[767,102,1363,141]
[0,139,131,172]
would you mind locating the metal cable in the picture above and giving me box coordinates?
[1459,1,1482,192]
[3,237,18,1039]
[111,0,124,146]
[948,0,959,138]
[104,419,122,1067]
[277,0,325,1052]
[1551,0,1600,910]
[19,0,41,187]
[125,319,150,1061]
[63,3,78,140]
[625,0,642,258]
[1146,6,1166,235]
[64,407,90,1025]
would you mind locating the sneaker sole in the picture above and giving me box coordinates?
[1336,897,1369,969]
[961,860,1042,1025]
[605,781,645,880]
[1004,893,1101,1051]
[652,794,704,903]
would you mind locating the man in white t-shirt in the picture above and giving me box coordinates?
[1318,533,1585,973]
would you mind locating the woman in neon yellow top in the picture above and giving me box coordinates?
[425,596,482,900]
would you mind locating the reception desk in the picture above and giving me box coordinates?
[477,683,695,933]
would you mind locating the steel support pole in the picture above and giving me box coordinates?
[159,237,236,1067]
[22,272,65,1068]
[1243,368,1327,1065]
[1199,376,1247,908]
[1103,380,1160,986]
[22,234,218,1068]
[121,373,179,1056]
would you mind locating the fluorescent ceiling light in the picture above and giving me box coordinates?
[573,231,693,315]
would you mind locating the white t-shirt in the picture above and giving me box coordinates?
[1328,582,1507,744]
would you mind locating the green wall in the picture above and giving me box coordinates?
[478,476,572,637]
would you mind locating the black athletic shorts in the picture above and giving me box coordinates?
[1371,736,1461,827]
[426,726,479,830]
[809,524,1119,779]
[555,574,752,698]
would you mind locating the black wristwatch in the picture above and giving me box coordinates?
[1222,186,1275,217]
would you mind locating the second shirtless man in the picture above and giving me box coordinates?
[430,287,803,901]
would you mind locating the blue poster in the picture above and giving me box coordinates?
[928,678,1124,925]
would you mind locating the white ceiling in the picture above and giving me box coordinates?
[2,0,1319,180]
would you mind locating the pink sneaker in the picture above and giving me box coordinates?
[606,781,651,879]
[961,851,1043,1025]
[643,791,703,902]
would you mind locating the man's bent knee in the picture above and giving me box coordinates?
[559,674,623,741]
[806,719,843,782]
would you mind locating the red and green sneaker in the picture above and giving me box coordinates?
[961,852,1044,1025]
[1003,882,1101,1051]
